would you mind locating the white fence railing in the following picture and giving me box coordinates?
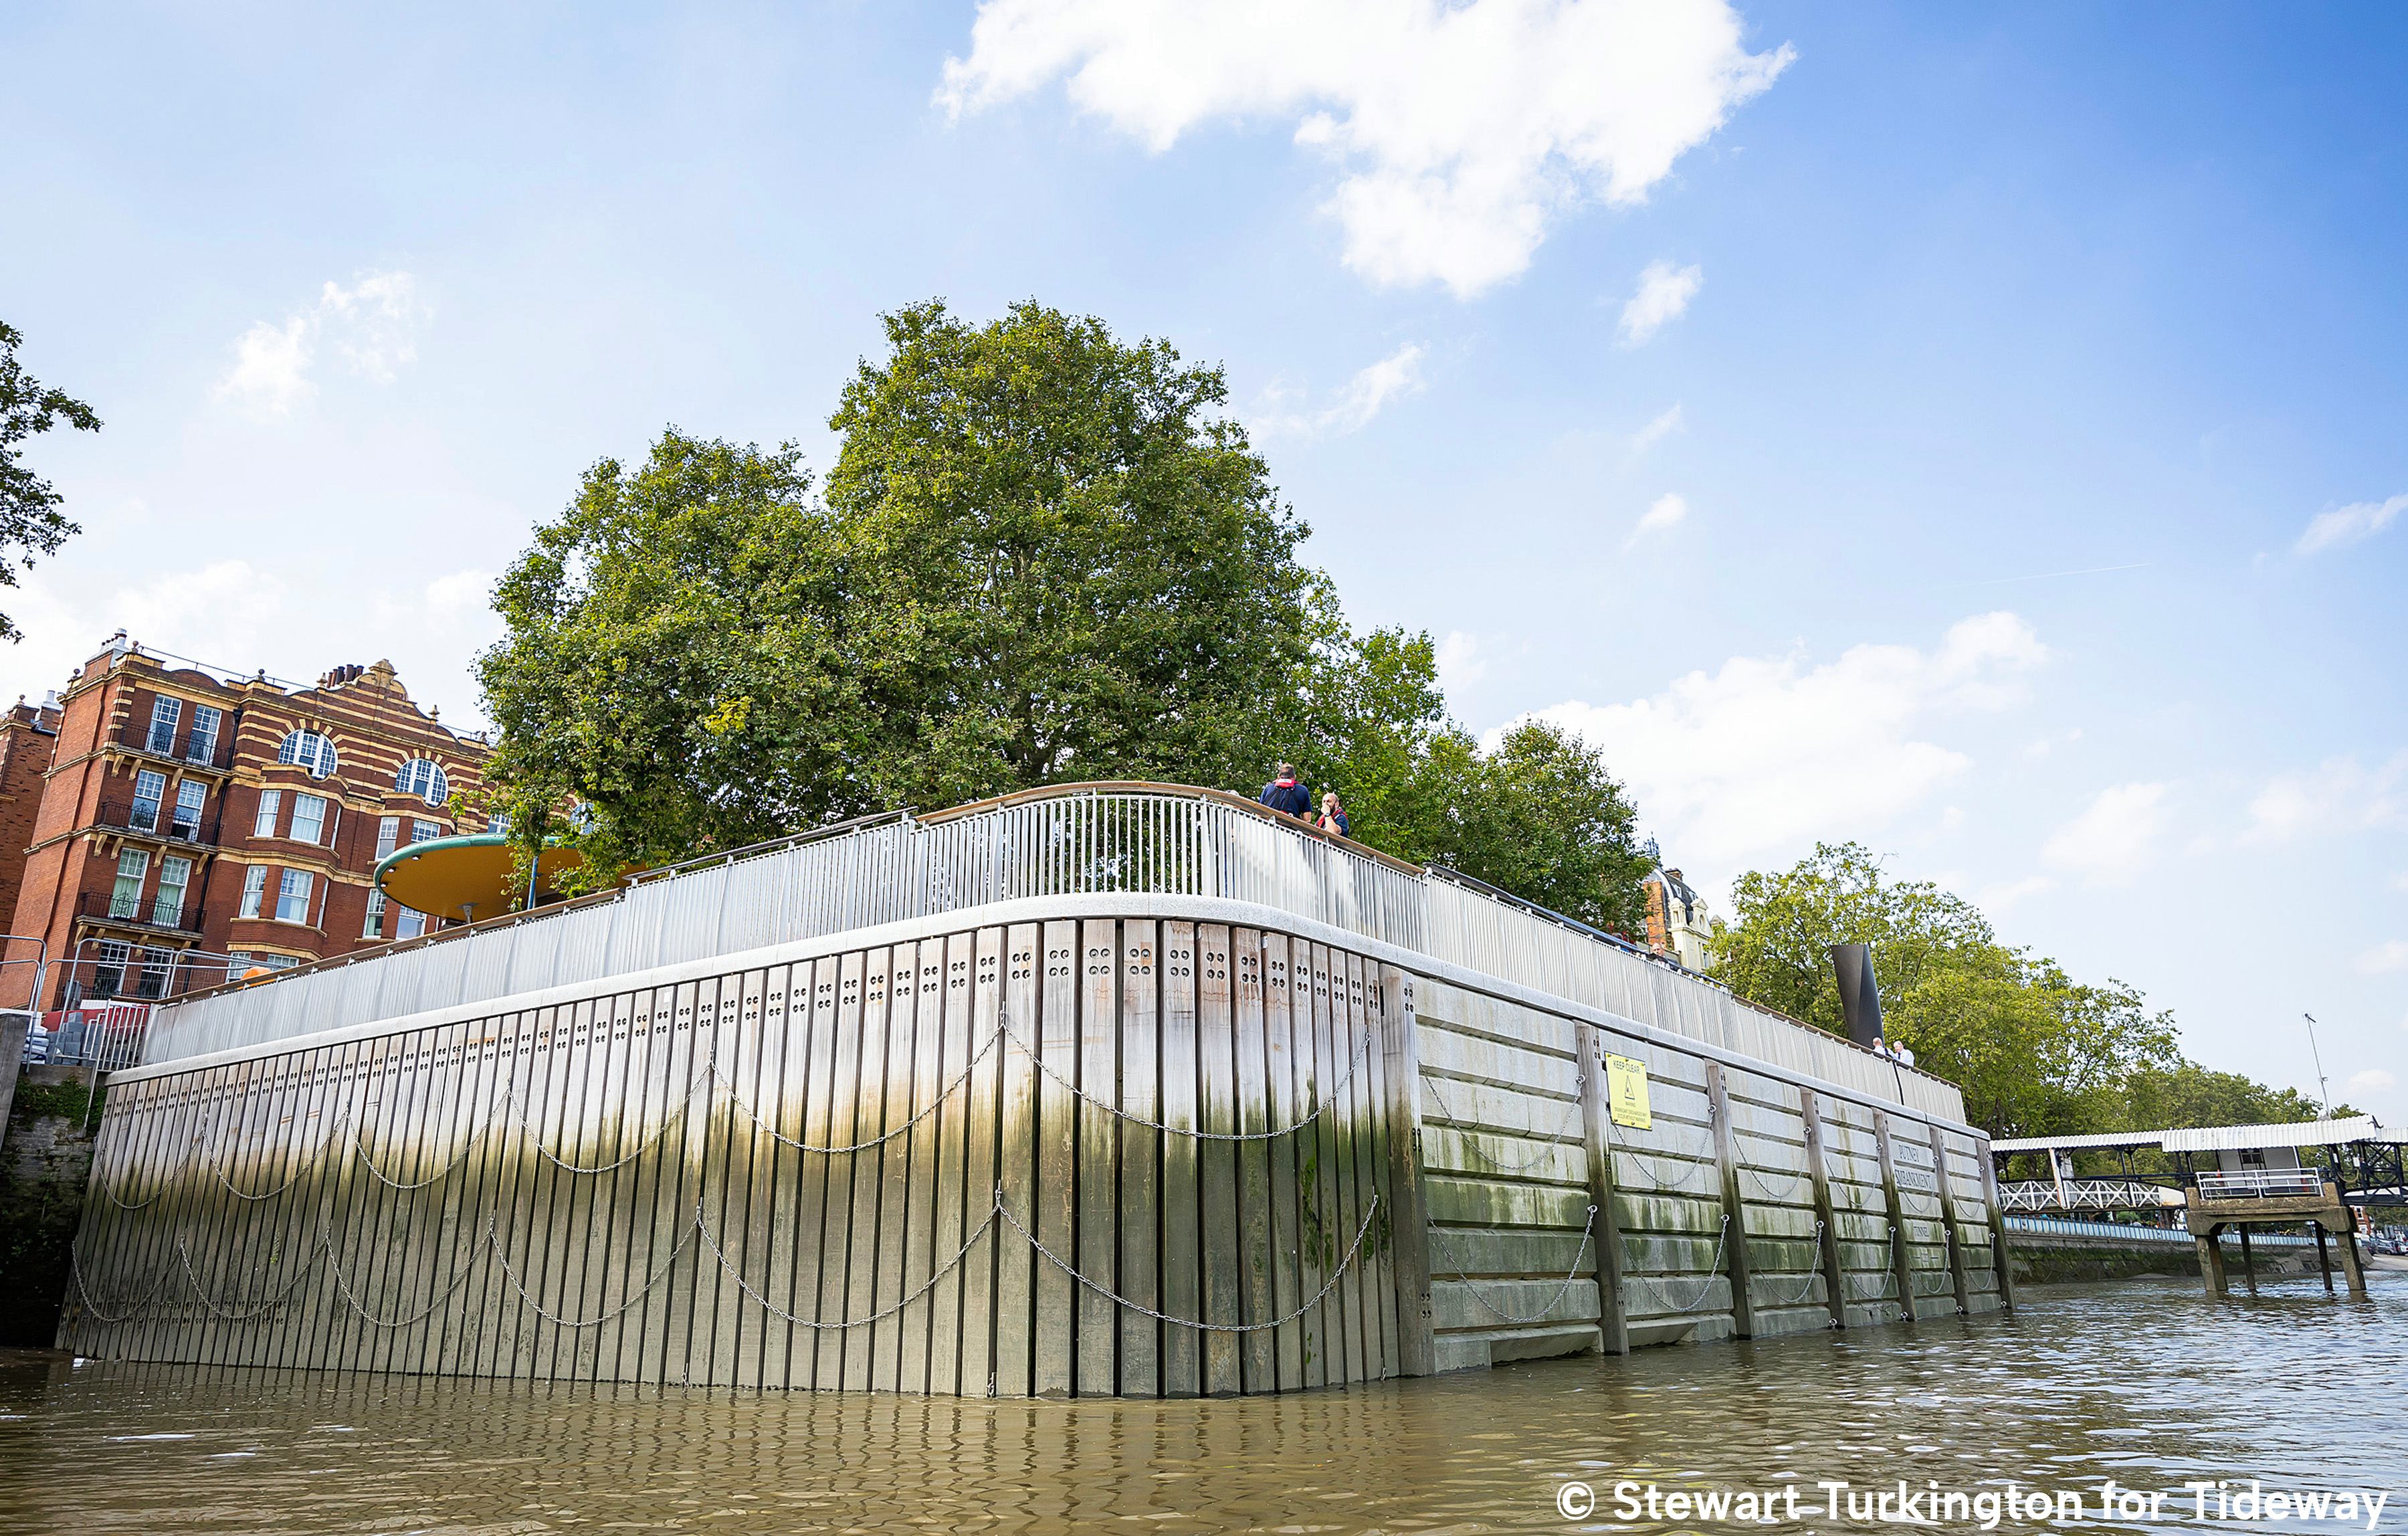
[141,783,1962,1117]
[1998,1177,2184,1214]
[2195,1169,2326,1201]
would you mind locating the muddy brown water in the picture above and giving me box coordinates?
[1,1272,2401,1535]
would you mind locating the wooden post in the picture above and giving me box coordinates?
[1799,1090,1845,1329]
[1705,1062,1757,1338]
[1926,1123,1971,1315]
[1576,1024,1629,1354]
[1379,966,1436,1377]
[1872,1111,1913,1323]
[2332,1193,2368,1299]
[2314,1222,2334,1295]
[2238,1224,2258,1295]
[1977,1136,2018,1313]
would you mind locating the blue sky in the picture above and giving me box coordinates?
[5,1,2402,1120]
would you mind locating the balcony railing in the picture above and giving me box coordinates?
[78,890,204,933]
[2195,1169,2326,1201]
[86,809,212,846]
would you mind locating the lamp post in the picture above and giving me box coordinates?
[2302,1013,2331,1119]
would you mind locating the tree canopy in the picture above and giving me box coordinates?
[478,299,1654,929]
[1714,842,2181,1137]
[0,321,100,643]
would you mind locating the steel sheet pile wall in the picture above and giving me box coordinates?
[144,788,1963,1131]
[62,919,1405,1395]
[1409,978,2003,1372]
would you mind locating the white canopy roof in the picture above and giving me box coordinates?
[2160,1115,2387,1153]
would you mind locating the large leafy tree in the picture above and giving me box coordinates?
[825,298,1313,808]
[0,321,100,642]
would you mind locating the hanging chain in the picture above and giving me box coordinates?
[1640,1212,1730,1315]
[1425,1205,1597,1325]
[712,1022,1006,1155]
[1742,1161,1811,1202]
[998,1010,1375,1143]
[173,1232,328,1322]
[484,1211,700,1330]
[698,1198,1002,1330]
[1759,1220,1824,1307]
[999,1186,1381,1333]
[1418,1072,1586,1173]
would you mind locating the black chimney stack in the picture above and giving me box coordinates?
[1829,943,1884,1050]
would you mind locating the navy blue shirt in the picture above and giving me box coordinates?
[1260,778,1310,818]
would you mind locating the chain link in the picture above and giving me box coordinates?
[486,1211,699,1330]
[1637,1212,1730,1315]
[698,1198,1001,1330]
[712,1023,1005,1155]
[65,1246,180,1323]
[999,1010,1375,1143]
[1757,1220,1825,1307]
[173,1232,328,1322]
[1742,1161,1810,1202]
[1425,1206,1597,1325]
[1419,1072,1586,1173]
[999,1185,1381,1333]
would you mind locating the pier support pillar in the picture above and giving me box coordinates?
[2332,1202,2367,1300]
[1577,1025,1629,1354]
[1706,1063,1757,1338]
[2238,1224,2258,1295]
[1977,1138,2017,1313]
[2314,1222,2334,1295]
[1872,1111,1914,1324]
[1800,1091,1846,1328]
[1380,967,1436,1378]
[2197,1224,2228,1297]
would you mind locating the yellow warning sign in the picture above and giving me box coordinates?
[1605,1052,1651,1129]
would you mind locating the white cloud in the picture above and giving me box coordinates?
[2042,781,2175,884]
[2357,940,2408,975]
[1625,492,1689,548]
[423,568,496,626]
[211,270,428,418]
[1253,343,1425,439]
[2392,872,2408,893]
[1627,402,1684,457]
[2296,492,2405,555]
[2243,751,2408,844]
[2350,1068,2396,1094]
[1437,629,1487,690]
[936,0,1791,297]
[1617,259,1703,345]
[1513,611,2046,876]
[1978,875,2054,915]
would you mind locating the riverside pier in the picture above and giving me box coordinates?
[58,783,2007,1394]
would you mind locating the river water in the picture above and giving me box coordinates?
[1,1270,2401,1535]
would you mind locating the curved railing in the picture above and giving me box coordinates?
[142,781,1963,1116]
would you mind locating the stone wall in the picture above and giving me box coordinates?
[1,1065,99,1347]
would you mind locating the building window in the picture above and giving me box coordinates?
[240,864,268,919]
[276,868,314,925]
[130,769,167,833]
[230,951,298,976]
[276,730,338,779]
[411,819,441,845]
[291,792,328,845]
[90,939,131,998]
[110,848,150,919]
[364,888,387,939]
[154,855,193,928]
[376,815,401,859]
[186,703,221,764]
[171,780,207,840]
[395,758,449,807]
[395,905,426,940]
[136,947,173,1000]
[253,789,282,838]
[146,696,181,754]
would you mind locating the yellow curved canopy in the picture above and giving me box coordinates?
[373,833,586,923]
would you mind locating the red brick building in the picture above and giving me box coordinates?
[3,637,492,1010]
[0,695,63,955]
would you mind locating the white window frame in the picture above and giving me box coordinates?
[376,815,401,859]
[395,905,427,940]
[185,703,221,763]
[395,757,450,807]
[171,779,207,839]
[130,769,167,833]
[363,888,387,939]
[239,864,268,919]
[276,868,314,925]
[290,792,328,846]
[154,855,193,927]
[146,696,181,755]
[110,848,150,919]
[253,789,282,838]
[276,729,339,779]
[411,818,441,845]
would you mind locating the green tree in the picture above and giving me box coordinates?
[825,298,1313,808]
[0,321,100,643]
[476,431,864,887]
[1421,719,1653,936]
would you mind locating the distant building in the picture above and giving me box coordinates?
[1642,862,1716,972]
[1,636,491,1011]
[0,693,64,941]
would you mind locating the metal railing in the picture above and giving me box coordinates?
[2195,1169,2326,1201]
[19,1003,155,1071]
[77,890,205,933]
[2003,1214,2320,1248]
[140,783,1965,1117]
[1999,1177,2183,1214]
